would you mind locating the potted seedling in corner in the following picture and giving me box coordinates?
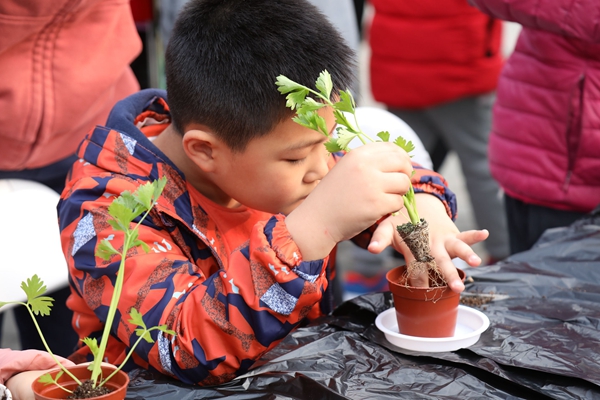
[0,178,176,399]
[276,71,464,337]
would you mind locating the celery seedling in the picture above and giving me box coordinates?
[0,178,177,396]
[276,71,443,286]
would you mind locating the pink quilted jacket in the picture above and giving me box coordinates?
[0,0,141,170]
[470,0,600,212]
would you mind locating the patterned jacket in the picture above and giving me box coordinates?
[58,89,457,385]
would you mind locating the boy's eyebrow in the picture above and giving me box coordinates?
[284,137,327,151]
[285,126,335,151]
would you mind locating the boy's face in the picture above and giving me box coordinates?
[213,107,336,215]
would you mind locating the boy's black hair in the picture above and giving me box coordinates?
[165,0,355,151]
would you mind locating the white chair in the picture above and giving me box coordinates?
[0,179,69,308]
[351,106,434,170]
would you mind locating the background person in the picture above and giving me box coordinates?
[469,0,600,254]
[367,0,510,264]
[0,0,142,356]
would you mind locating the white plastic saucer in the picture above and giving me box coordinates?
[375,305,490,352]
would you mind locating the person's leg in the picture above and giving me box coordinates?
[504,194,587,255]
[429,139,449,172]
[388,108,442,156]
[426,94,510,261]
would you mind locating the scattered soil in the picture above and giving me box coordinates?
[460,289,508,310]
[67,380,111,399]
[460,294,493,309]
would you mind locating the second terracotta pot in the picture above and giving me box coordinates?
[31,364,129,400]
[386,265,465,338]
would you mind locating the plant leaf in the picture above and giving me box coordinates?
[134,181,156,210]
[315,114,329,136]
[297,97,326,115]
[285,90,309,110]
[21,275,47,302]
[332,110,355,133]
[394,136,416,155]
[377,131,390,142]
[292,111,319,132]
[275,75,307,95]
[333,90,355,113]
[38,372,55,385]
[315,70,333,100]
[324,138,343,153]
[153,177,168,201]
[156,325,177,336]
[134,240,151,254]
[81,337,99,359]
[96,238,120,261]
[335,127,357,151]
[135,328,154,343]
[128,308,146,329]
[108,200,137,227]
[29,296,54,316]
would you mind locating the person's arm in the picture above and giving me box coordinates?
[469,0,600,43]
[0,349,74,400]
[285,142,413,261]
[59,177,332,387]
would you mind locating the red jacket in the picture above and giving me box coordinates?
[0,0,141,170]
[58,89,457,385]
[368,0,504,109]
[470,0,600,212]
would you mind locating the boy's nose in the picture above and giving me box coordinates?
[305,152,330,183]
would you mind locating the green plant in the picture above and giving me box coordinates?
[276,70,442,285]
[0,177,176,396]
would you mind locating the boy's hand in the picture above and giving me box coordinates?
[286,142,413,261]
[3,350,75,400]
[368,193,489,293]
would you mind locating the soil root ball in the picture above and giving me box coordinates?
[397,219,446,287]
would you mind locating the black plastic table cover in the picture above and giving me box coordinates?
[124,209,600,399]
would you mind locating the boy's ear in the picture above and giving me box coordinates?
[182,129,220,172]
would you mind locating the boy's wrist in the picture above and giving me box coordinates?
[285,211,336,261]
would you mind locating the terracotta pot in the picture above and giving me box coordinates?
[31,364,129,400]
[386,265,465,338]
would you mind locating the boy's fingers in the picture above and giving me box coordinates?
[368,222,394,254]
[456,229,489,245]
[436,256,465,293]
[446,238,483,267]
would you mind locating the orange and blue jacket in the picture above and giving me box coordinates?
[58,89,457,385]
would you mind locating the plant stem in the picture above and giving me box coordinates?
[402,187,420,225]
[99,327,152,386]
[24,303,82,386]
[90,207,154,387]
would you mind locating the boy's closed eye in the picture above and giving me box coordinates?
[285,158,306,164]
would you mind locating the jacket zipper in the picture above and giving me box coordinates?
[563,74,585,191]
[484,17,495,57]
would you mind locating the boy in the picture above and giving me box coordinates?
[58,0,488,386]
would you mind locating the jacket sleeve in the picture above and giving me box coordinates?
[469,0,600,43]
[59,176,329,386]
